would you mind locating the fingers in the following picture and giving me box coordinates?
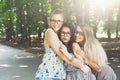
[75,50,84,57]
[59,44,67,53]
[60,44,66,49]
[59,46,64,53]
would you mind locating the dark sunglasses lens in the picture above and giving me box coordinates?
[75,31,83,35]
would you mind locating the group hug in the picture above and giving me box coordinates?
[34,8,117,80]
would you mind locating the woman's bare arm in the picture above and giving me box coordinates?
[85,55,102,72]
[59,42,90,73]
[72,43,85,61]
[72,42,101,72]
[45,29,89,73]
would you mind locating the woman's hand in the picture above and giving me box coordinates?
[59,44,68,55]
[85,55,102,72]
[74,49,85,60]
[60,44,74,61]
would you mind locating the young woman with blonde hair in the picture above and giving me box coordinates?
[74,24,117,80]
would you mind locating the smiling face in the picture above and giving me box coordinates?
[60,27,71,44]
[50,14,64,33]
[75,26,85,45]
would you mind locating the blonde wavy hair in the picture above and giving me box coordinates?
[78,25,108,66]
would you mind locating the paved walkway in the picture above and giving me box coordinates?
[0,44,119,80]
[0,44,42,80]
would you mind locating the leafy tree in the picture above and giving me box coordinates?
[2,0,15,40]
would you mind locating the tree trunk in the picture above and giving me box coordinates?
[116,26,118,39]
[107,26,111,41]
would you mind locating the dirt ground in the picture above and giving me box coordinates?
[0,38,120,57]
[0,38,44,57]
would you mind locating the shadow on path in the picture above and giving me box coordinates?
[0,44,42,80]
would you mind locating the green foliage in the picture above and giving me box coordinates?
[0,0,120,40]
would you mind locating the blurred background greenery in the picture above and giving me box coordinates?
[0,0,120,46]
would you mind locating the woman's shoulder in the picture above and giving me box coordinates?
[44,28,58,47]
[46,28,54,33]
[72,42,81,51]
[45,28,55,37]
[44,28,53,46]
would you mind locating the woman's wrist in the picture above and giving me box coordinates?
[81,65,90,73]
[64,52,74,61]
[69,54,74,61]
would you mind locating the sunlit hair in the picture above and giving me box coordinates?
[50,8,65,21]
[58,22,75,53]
[77,24,108,66]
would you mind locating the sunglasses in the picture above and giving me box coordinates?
[75,31,84,35]
[51,19,63,24]
[60,32,71,36]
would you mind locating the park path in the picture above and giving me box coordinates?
[0,44,119,80]
[0,44,42,80]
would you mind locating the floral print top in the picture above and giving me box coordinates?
[35,45,66,79]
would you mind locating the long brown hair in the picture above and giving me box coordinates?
[58,22,75,53]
